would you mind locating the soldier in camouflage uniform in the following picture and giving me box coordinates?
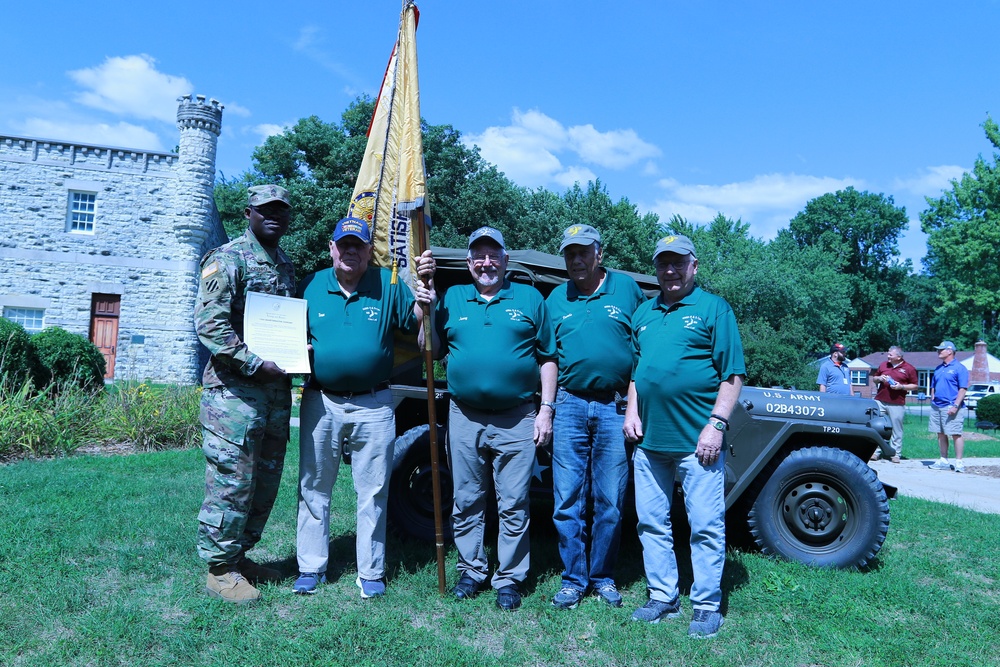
[195,184,296,604]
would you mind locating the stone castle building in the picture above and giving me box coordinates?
[0,94,227,384]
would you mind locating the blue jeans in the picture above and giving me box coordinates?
[552,388,629,592]
[633,447,726,612]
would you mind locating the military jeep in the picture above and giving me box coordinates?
[383,247,894,570]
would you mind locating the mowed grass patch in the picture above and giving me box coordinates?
[1,428,999,666]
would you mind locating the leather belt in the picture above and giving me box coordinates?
[309,381,390,400]
[562,387,623,403]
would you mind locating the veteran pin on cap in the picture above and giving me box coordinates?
[652,234,697,261]
[468,226,505,249]
[558,224,602,252]
[332,217,372,243]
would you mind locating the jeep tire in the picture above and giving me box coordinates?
[748,446,889,569]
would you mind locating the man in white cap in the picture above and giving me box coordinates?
[928,340,969,472]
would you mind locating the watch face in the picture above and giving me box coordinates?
[712,421,725,431]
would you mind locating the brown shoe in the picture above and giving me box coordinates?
[239,557,282,584]
[206,567,261,604]
[870,452,881,462]
[890,455,901,463]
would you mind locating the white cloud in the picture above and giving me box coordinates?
[892,165,966,198]
[17,118,164,151]
[464,108,661,190]
[222,101,252,118]
[647,173,861,238]
[294,26,357,80]
[68,55,192,123]
[252,124,287,142]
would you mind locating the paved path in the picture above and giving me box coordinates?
[870,457,1000,515]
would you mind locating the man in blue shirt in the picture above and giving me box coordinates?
[816,343,851,395]
[928,341,969,472]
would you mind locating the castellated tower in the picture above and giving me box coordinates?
[175,94,227,260]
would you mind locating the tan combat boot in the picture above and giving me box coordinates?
[206,565,261,604]
[239,557,283,584]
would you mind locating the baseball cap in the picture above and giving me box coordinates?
[652,234,697,261]
[468,226,505,249]
[934,341,957,352]
[830,343,847,354]
[558,224,601,251]
[248,184,291,207]
[332,217,372,243]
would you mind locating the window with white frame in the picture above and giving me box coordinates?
[851,370,869,386]
[2,307,45,333]
[68,191,97,233]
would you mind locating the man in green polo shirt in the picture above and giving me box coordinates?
[428,226,556,611]
[546,224,645,610]
[293,216,435,599]
[623,234,745,638]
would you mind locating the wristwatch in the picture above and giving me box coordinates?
[540,401,556,412]
[710,419,726,431]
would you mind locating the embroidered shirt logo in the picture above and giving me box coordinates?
[605,305,623,320]
[363,306,381,322]
[682,315,702,330]
[506,308,525,321]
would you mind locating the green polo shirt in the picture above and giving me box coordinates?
[632,286,745,453]
[297,266,417,392]
[437,280,556,410]
[546,270,645,393]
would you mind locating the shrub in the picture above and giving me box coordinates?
[0,318,39,387]
[0,379,98,459]
[976,393,1000,425]
[31,327,106,392]
[97,382,202,451]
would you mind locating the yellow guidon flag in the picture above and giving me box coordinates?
[348,0,430,288]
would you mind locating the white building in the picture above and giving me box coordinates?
[0,95,226,384]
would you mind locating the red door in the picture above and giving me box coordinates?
[90,294,120,379]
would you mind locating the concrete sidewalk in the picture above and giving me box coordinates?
[870,457,1000,515]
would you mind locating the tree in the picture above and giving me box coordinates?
[921,116,1000,347]
[788,187,911,356]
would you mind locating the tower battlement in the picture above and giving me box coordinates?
[176,94,224,135]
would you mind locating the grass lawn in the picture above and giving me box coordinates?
[1,424,999,666]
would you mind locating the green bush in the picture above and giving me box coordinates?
[31,327,106,392]
[0,379,97,459]
[976,393,1000,424]
[97,382,201,451]
[0,318,39,387]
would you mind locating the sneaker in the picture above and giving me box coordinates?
[206,567,261,605]
[630,598,681,623]
[496,584,522,611]
[595,583,624,608]
[870,451,881,462]
[452,574,484,600]
[356,576,386,599]
[954,460,965,473]
[890,455,901,464]
[688,609,724,638]
[929,458,952,471]
[551,587,584,610]
[239,557,282,584]
[293,571,326,595]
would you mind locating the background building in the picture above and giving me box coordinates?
[0,94,226,384]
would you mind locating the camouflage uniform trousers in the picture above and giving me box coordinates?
[197,381,292,566]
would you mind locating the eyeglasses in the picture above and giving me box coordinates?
[654,259,691,271]
[470,251,505,265]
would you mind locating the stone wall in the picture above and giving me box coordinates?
[0,95,226,384]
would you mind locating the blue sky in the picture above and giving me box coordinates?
[2,1,998,269]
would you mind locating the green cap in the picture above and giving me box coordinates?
[652,234,697,261]
[248,184,291,207]
[558,224,601,251]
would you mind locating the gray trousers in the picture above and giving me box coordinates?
[448,400,536,589]
[885,404,905,456]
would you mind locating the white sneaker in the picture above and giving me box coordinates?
[954,460,965,473]
[929,458,952,471]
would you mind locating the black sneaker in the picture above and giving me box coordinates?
[496,584,522,611]
[551,587,584,609]
[631,598,681,623]
[595,583,624,608]
[452,574,484,600]
[687,609,724,638]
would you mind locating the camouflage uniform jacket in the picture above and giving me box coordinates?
[195,229,296,388]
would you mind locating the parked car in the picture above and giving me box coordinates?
[965,383,999,409]
[382,246,895,569]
